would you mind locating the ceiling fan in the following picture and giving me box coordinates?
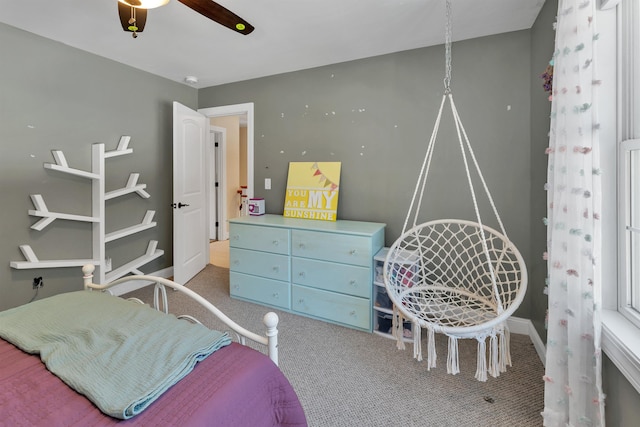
[117,0,254,39]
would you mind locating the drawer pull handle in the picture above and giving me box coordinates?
[349,280,357,286]
[298,243,306,249]
[232,234,239,240]
[273,293,279,299]
[233,284,239,290]
[272,240,279,246]
[272,266,279,272]
[298,298,304,304]
[349,249,357,255]
[349,310,356,316]
[233,260,239,265]
[298,271,306,278]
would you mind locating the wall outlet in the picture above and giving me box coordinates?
[32,277,43,289]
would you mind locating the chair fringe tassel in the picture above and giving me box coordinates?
[488,333,499,378]
[499,326,512,371]
[426,327,436,368]
[446,336,459,375]
[392,306,405,350]
[414,323,423,362]
[475,338,488,381]
[394,320,512,382]
[478,325,511,382]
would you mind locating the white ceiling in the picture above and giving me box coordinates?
[0,0,546,89]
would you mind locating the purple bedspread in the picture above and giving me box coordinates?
[0,339,307,426]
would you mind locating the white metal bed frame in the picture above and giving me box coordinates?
[81,264,279,365]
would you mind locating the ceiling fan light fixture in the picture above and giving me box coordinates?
[118,0,170,9]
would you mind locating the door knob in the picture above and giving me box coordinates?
[171,202,191,209]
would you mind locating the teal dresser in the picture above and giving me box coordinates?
[229,215,385,332]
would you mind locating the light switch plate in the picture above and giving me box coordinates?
[265,178,271,190]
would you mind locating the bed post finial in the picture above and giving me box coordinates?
[82,264,95,290]
[263,312,279,366]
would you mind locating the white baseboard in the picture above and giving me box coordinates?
[508,316,546,367]
[109,267,174,296]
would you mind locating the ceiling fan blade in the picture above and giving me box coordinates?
[177,0,254,35]
[118,2,147,33]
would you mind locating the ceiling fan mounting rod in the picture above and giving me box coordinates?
[128,6,139,38]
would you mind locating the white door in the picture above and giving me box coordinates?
[173,102,208,284]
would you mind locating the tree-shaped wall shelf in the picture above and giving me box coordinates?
[10,136,164,284]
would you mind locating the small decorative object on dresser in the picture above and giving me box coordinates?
[249,198,265,215]
[229,214,385,332]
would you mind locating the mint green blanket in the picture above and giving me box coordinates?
[0,291,230,419]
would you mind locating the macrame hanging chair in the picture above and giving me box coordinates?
[383,0,527,382]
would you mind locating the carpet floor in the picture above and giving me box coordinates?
[124,264,544,427]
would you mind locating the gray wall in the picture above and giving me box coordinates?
[2,5,639,425]
[0,23,197,311]
[530,0,556,344]
[604,354,640,426]
[200,31,533,318]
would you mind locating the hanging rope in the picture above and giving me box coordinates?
[383,0,528,381]
[443,0,453,94]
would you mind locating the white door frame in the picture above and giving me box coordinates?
[199,103,254,199]
[199,103,254,242]
[208,126,227,241]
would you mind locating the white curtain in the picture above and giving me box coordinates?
[542,0,605,426]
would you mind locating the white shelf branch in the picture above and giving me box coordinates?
[104,136,133,158]
[44,150,100,180]
[105,211,156,243]
[10,245,99,269]
[28,194,99,231]
[105,240,164,282]
[105,173,150,200]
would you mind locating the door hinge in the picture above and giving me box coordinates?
[215,221,219,227]
[214,142,219,147]
[215,182,219,187]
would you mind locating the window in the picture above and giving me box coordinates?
[619,139,640,327]
[601,0,640,394]
[617,0,640,327]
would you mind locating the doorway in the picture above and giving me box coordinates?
[199,103,254,270]
[207,119,244,268]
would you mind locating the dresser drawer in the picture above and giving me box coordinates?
[229,248,290,282]
[292,258,370,299]
[229,223,290,255]
[291,230,371,267]
[292,285,370,330]
[230,272,290,310]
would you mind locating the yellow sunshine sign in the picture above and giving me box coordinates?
[283,162,341,221]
